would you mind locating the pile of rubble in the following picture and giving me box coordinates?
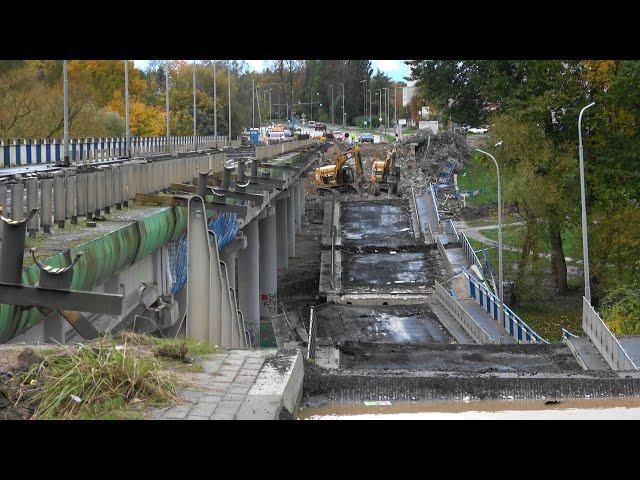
[396,131,472,194]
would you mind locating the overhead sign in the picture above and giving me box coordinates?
[399,119,407,126]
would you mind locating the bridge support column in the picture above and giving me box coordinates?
[237,219,259,347]
[276,196,288,276]
[258,206,277,347]
[287,189,295,258]
[293,183,301,235]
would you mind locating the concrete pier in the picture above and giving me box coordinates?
[293,183,301,235]
[259,206,277,347]
[287,190,295,258]
[276,197,288,276]
[238,219,259,346]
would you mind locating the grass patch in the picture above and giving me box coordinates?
[456,151,498,206]
[21,339,176,419]
[480,224,582,260]
[116,331,217,358]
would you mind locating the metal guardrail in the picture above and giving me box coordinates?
[583,297,637,370]
[460,231,484,275]
[463,268,548,344]
[429,182,440,224]
[444,218,459,242]
[1,135,225,168]
[307,305,317,363]
[434,280,492,344]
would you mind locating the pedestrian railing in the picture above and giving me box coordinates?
[582,297,638,370]
[307,306,318,363]
[434,279,492,344]
[463,268,548,344]
[460,231,484,276]
[429,182,440,225]
[1,135,226,168]
[444,218,460,242]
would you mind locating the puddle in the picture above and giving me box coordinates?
[298,397,640,419]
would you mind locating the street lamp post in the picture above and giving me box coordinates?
[340,83,345,128]
[193,61,197,150]
[578,102,596,304]
[62,60,69,167]
[360,79,366,127]
[252,78,255,128]
[213,61,217,144]
[476,147,504,328]
[369,89,372,131]
[124,60,130,158]
[227,66,231,145]
[329,84,334,125]
[165,60,170,151]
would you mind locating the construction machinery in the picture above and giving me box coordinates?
[370,147,400,195]
[314,144,366,195]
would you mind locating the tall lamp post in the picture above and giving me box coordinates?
[124,60,130,158]
[339,83,345,128]
[213,61,217,145]
[476,146,503,327]
[62,60,70,167]
[165,61,170,151]
[193,61,197,150]
[578,102,596,304]
[360,79,366,127]
[329,84,334,125]
[227,66,231,146]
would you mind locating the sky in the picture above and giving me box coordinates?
[133,60,410,81]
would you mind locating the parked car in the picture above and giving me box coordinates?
[358,133,374,143]
[308,121,316,128]
[314,123,327,131]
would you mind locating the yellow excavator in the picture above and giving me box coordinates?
[314,144,366,195]
[370,147,400,195]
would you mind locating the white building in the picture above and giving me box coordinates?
[402,80,417,107]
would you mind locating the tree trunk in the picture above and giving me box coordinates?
[548,214,568,294]
[511,204,535,306]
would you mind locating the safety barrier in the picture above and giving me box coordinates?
[444,218,459,241]
[254,139,317,161]
[434,280,492,344]
[429,183,440,225]
[0,152,226,231]
[0,135,226,168]
[463,268,548,344]
[583,297,637,370]
[460,231,484,275]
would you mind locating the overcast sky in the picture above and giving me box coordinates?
[133,60,410,81]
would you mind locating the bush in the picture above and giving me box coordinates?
[601,285,640,335]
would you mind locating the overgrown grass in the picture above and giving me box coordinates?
[456,151,498,206]
[22,339,176,419]
[116,331,217,358]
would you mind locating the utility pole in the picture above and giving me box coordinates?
[578,102,596,304]
[193,61,197,150]
[124,60,130,158]
[252,78,255,128]
[213,61,217,144]
[269,89,272,124]
[360,79,366,127]
[394,84,397,128]
[369,89,372,131]
[165,61,170,151]
[330,84,334,125]
[228,66,231,145]
[340,83,345,128]
[62,60,70,166]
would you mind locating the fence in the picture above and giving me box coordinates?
[1,135,225,168]
[463,268,548,344]
[0,152,226,228]
[460,231,484,276]
[582,297,637,370]
[434,280,492,344]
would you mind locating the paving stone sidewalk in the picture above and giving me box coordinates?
[150,349,276,420]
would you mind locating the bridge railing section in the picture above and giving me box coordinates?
[254,139,316,161]
[460,231,484,275]
[1,135,226,168]
[429,183,440,226]
[463,268,548,344]
[444,218,460,242]
[434,279,492,344]
[583,297,638,370]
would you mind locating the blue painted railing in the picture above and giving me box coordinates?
[463,267,548,344]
